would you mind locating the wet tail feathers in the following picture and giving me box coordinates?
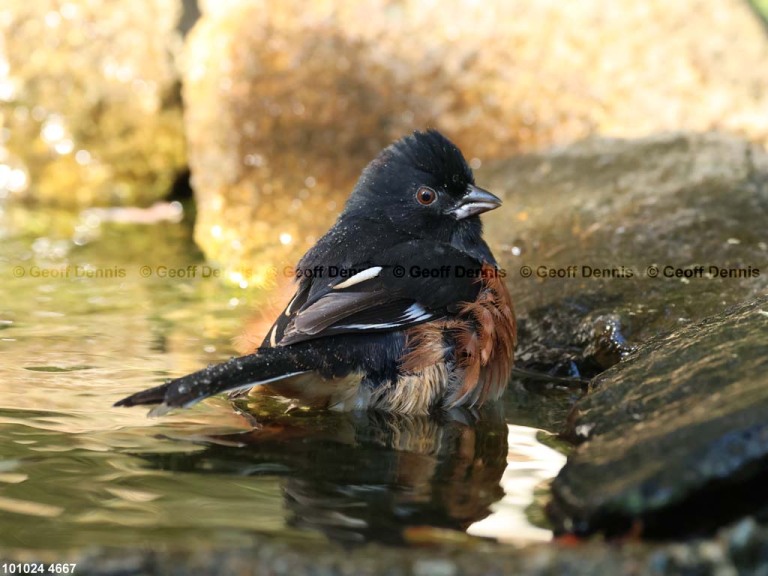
[113,348,310,415]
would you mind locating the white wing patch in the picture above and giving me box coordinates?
[284,293,298,316]
[333,266,382,290]
[403,303,430,321]
[336,303,433,331]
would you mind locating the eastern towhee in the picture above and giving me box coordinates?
[116,130,516,415]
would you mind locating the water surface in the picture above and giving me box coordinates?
[0,208,568,552]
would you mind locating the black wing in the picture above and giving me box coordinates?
[262,277,312,347]
[268,240,486,347]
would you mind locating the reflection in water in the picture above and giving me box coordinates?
[136,406,510,545]
[469,425,567,543]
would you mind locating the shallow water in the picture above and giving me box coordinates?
[0,208,567,552]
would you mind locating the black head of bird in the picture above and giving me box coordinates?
[342,129,501,245]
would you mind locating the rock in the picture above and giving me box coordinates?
[182,0,768,280]
[481,132,768,376]
[548,295,768,537]
[728,517,768,574]
[11,515,768,575]
[0,0,186,206]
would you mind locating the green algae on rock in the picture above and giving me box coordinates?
[548,295,768,537]
[0,0,186,206]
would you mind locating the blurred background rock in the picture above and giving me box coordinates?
[0,0,186,207]
[1,0,767,277]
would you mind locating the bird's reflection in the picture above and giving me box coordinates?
[137,403,508,545]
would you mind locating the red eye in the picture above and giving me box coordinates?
[416,186,437,205]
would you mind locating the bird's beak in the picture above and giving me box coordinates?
[451,184,502,220]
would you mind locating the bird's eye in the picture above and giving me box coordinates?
[416,186,437,205]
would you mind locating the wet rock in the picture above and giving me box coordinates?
[0,0,186,206]
[482,132,768,376]
[548,295,768,537]
[728,517,768,573]
[514,300,636,380]
[183,0,768,280]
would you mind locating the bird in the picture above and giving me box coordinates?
[115,130,516,416]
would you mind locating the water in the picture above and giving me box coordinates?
[0,206,568,552]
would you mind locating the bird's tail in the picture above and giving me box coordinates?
[114,347,310,416]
